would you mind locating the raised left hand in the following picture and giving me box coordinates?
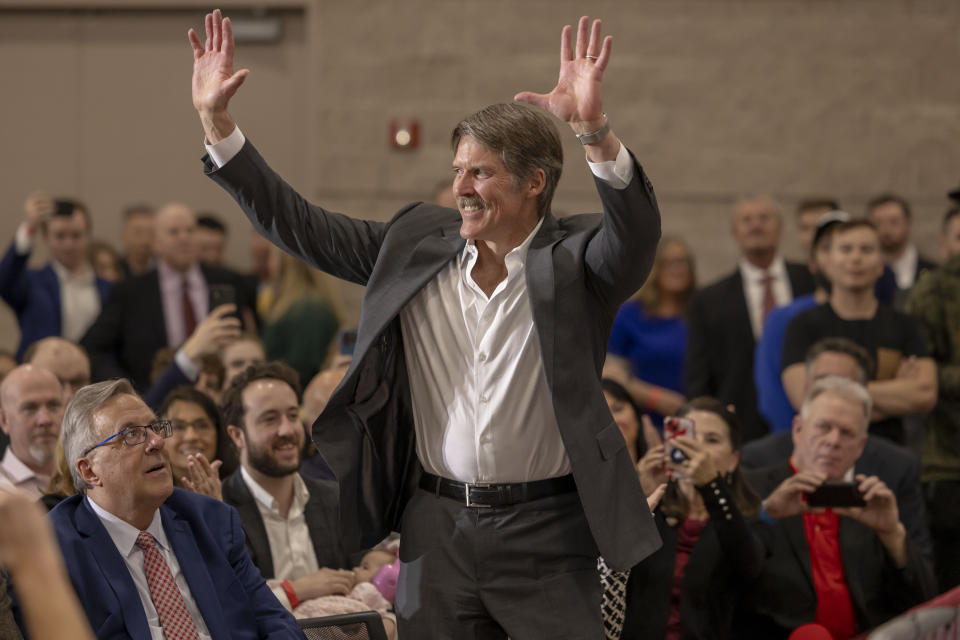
[834,474,901,536]
[515,17,610,127]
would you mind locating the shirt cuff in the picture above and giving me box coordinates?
[14,223,33,255]
[269,584,294,612]
[174,348,200,382]
[587,142,633,190]
[205,126,246,169]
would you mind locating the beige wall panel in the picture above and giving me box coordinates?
[1,0,959,351]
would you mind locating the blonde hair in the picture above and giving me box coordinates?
[634,235,696,314]
[266,250,344,324]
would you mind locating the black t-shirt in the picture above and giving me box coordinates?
[781,302,930,443]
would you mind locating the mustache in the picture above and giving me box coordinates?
[457,196,485,210]
[272,436,301,449]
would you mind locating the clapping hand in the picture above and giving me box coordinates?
[180,452,223,501]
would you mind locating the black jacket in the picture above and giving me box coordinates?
[622,477,764,639]
[739,462,936,637]
[221,470,350,579]
[81,265,256,391]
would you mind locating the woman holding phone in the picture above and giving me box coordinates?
[623,398,763,639]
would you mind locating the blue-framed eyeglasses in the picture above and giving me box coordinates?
[82,420,173,456]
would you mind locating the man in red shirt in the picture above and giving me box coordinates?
[743,376,935,637]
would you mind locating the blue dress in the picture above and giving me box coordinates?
[607,300,687,427]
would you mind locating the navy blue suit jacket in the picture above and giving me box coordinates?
[0,242,111,361]
[48,489,304,639]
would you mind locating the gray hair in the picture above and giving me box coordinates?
[62,379,137,493]
[451,103,563,219]
[799,376,872,434]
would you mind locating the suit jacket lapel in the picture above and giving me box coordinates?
[162,506,228,637]
[222,473,274,578]
[144,271,169,347]
[526,215,566,380]
[76,499,152,639]
[728,270,756,349]
[783,516,815,591]
[356,226,464,355]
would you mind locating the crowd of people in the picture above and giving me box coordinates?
[0,8,959,640]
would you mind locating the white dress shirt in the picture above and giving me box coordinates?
[240,467,319,583]
[739,256,794,339]
[890,244,919,289]
[0,448,48,496]
[207,126,635,484]
[15,223,100,342]
[86,497,212,640]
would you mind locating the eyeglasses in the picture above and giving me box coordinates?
[82,420,173,456]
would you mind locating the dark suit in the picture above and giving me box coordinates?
[47,489,304,639]
[81,265,255,391]
[685,264,815,441]
[0,242,111,361]
[206,139,662,576]
[742,433,933,562]
[221,470,349,578]
[740,463,936,637]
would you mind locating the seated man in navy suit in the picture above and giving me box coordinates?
[49,378,303,639]
[0,193,111,361]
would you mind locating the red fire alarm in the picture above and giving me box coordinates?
[389,118,420,150]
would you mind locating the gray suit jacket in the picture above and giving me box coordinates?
[221,470,350,579]
[205,139,662,571]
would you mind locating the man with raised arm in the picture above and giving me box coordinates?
[189,11,661,637]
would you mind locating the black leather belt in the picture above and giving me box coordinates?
[419,472,577,508]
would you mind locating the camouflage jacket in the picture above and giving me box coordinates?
[905,255,960,481]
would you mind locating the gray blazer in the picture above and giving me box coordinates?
[205,139,662,571]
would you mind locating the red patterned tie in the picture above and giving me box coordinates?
[135,531,200,640]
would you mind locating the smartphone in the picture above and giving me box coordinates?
[54,199,75,217]
[337,329,358,356]
[806,481,866,508]
[664,416,695,478]
[208,284,238,318]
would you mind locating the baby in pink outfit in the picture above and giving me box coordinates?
[293,549,399,638]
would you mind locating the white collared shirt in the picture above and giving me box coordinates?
[85,497,212,640]
[50,259,100,343]
[0,448,49,496]
[739,255,794,339]
[890,244,919,290]
[400,217,572,483]
[157,260,209,348]
[207,126,635,484]
[240,467,319,582]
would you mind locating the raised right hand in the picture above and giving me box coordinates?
[762,470,826,519]
[24,192,54,229]
[188,9,249,140]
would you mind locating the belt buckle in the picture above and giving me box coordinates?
[465,482,493,508]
